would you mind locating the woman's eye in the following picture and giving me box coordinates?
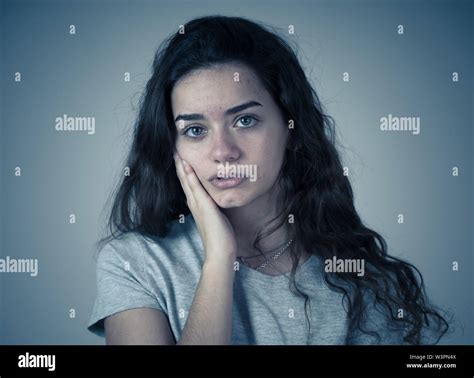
[182,116,257,138]
[236,115,258,128]
[184,126,206,138]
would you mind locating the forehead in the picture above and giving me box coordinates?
[171,63,267,117]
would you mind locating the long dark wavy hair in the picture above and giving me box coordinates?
[99,15,450,344]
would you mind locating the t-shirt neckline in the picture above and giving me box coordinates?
[236,254,317,280]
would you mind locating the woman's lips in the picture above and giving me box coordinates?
[209,177,246,189]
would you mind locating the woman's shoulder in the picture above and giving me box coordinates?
[98,215,202,266]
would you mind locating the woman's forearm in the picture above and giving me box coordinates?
[177,255,235,345]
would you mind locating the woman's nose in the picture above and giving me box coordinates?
[210,132,240,163]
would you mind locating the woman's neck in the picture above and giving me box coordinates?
[222,187,289,258]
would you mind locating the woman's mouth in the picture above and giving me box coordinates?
[209,177,246,189]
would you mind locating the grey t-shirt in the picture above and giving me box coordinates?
[88,215,413,344]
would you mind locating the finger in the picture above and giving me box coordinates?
[173,153,196,205]
[174,153,213,205]
[179,159,215,206]
[174,154,193,197]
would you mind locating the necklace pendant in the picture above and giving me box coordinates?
[236,257,250,268]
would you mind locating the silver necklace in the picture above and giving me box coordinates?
[236,238,293,272]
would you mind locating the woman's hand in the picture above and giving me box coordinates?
[174,152,237,265]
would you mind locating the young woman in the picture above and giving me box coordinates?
[88,15,449,345]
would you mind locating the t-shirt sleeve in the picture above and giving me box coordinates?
[87,235,165,337]
[419,316,448,345]
[347,299,407,345]
[348,287,447,345]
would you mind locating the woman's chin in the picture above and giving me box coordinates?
[213,193,251,209]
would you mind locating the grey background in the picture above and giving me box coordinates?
[0,0,472,344]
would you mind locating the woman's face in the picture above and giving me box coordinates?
[171,62,288,209]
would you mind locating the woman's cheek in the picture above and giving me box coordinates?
[190,167,209,187]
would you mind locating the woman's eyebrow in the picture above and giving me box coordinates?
[174,100,262,123]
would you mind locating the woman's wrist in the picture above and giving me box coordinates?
[203,252,237,274]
